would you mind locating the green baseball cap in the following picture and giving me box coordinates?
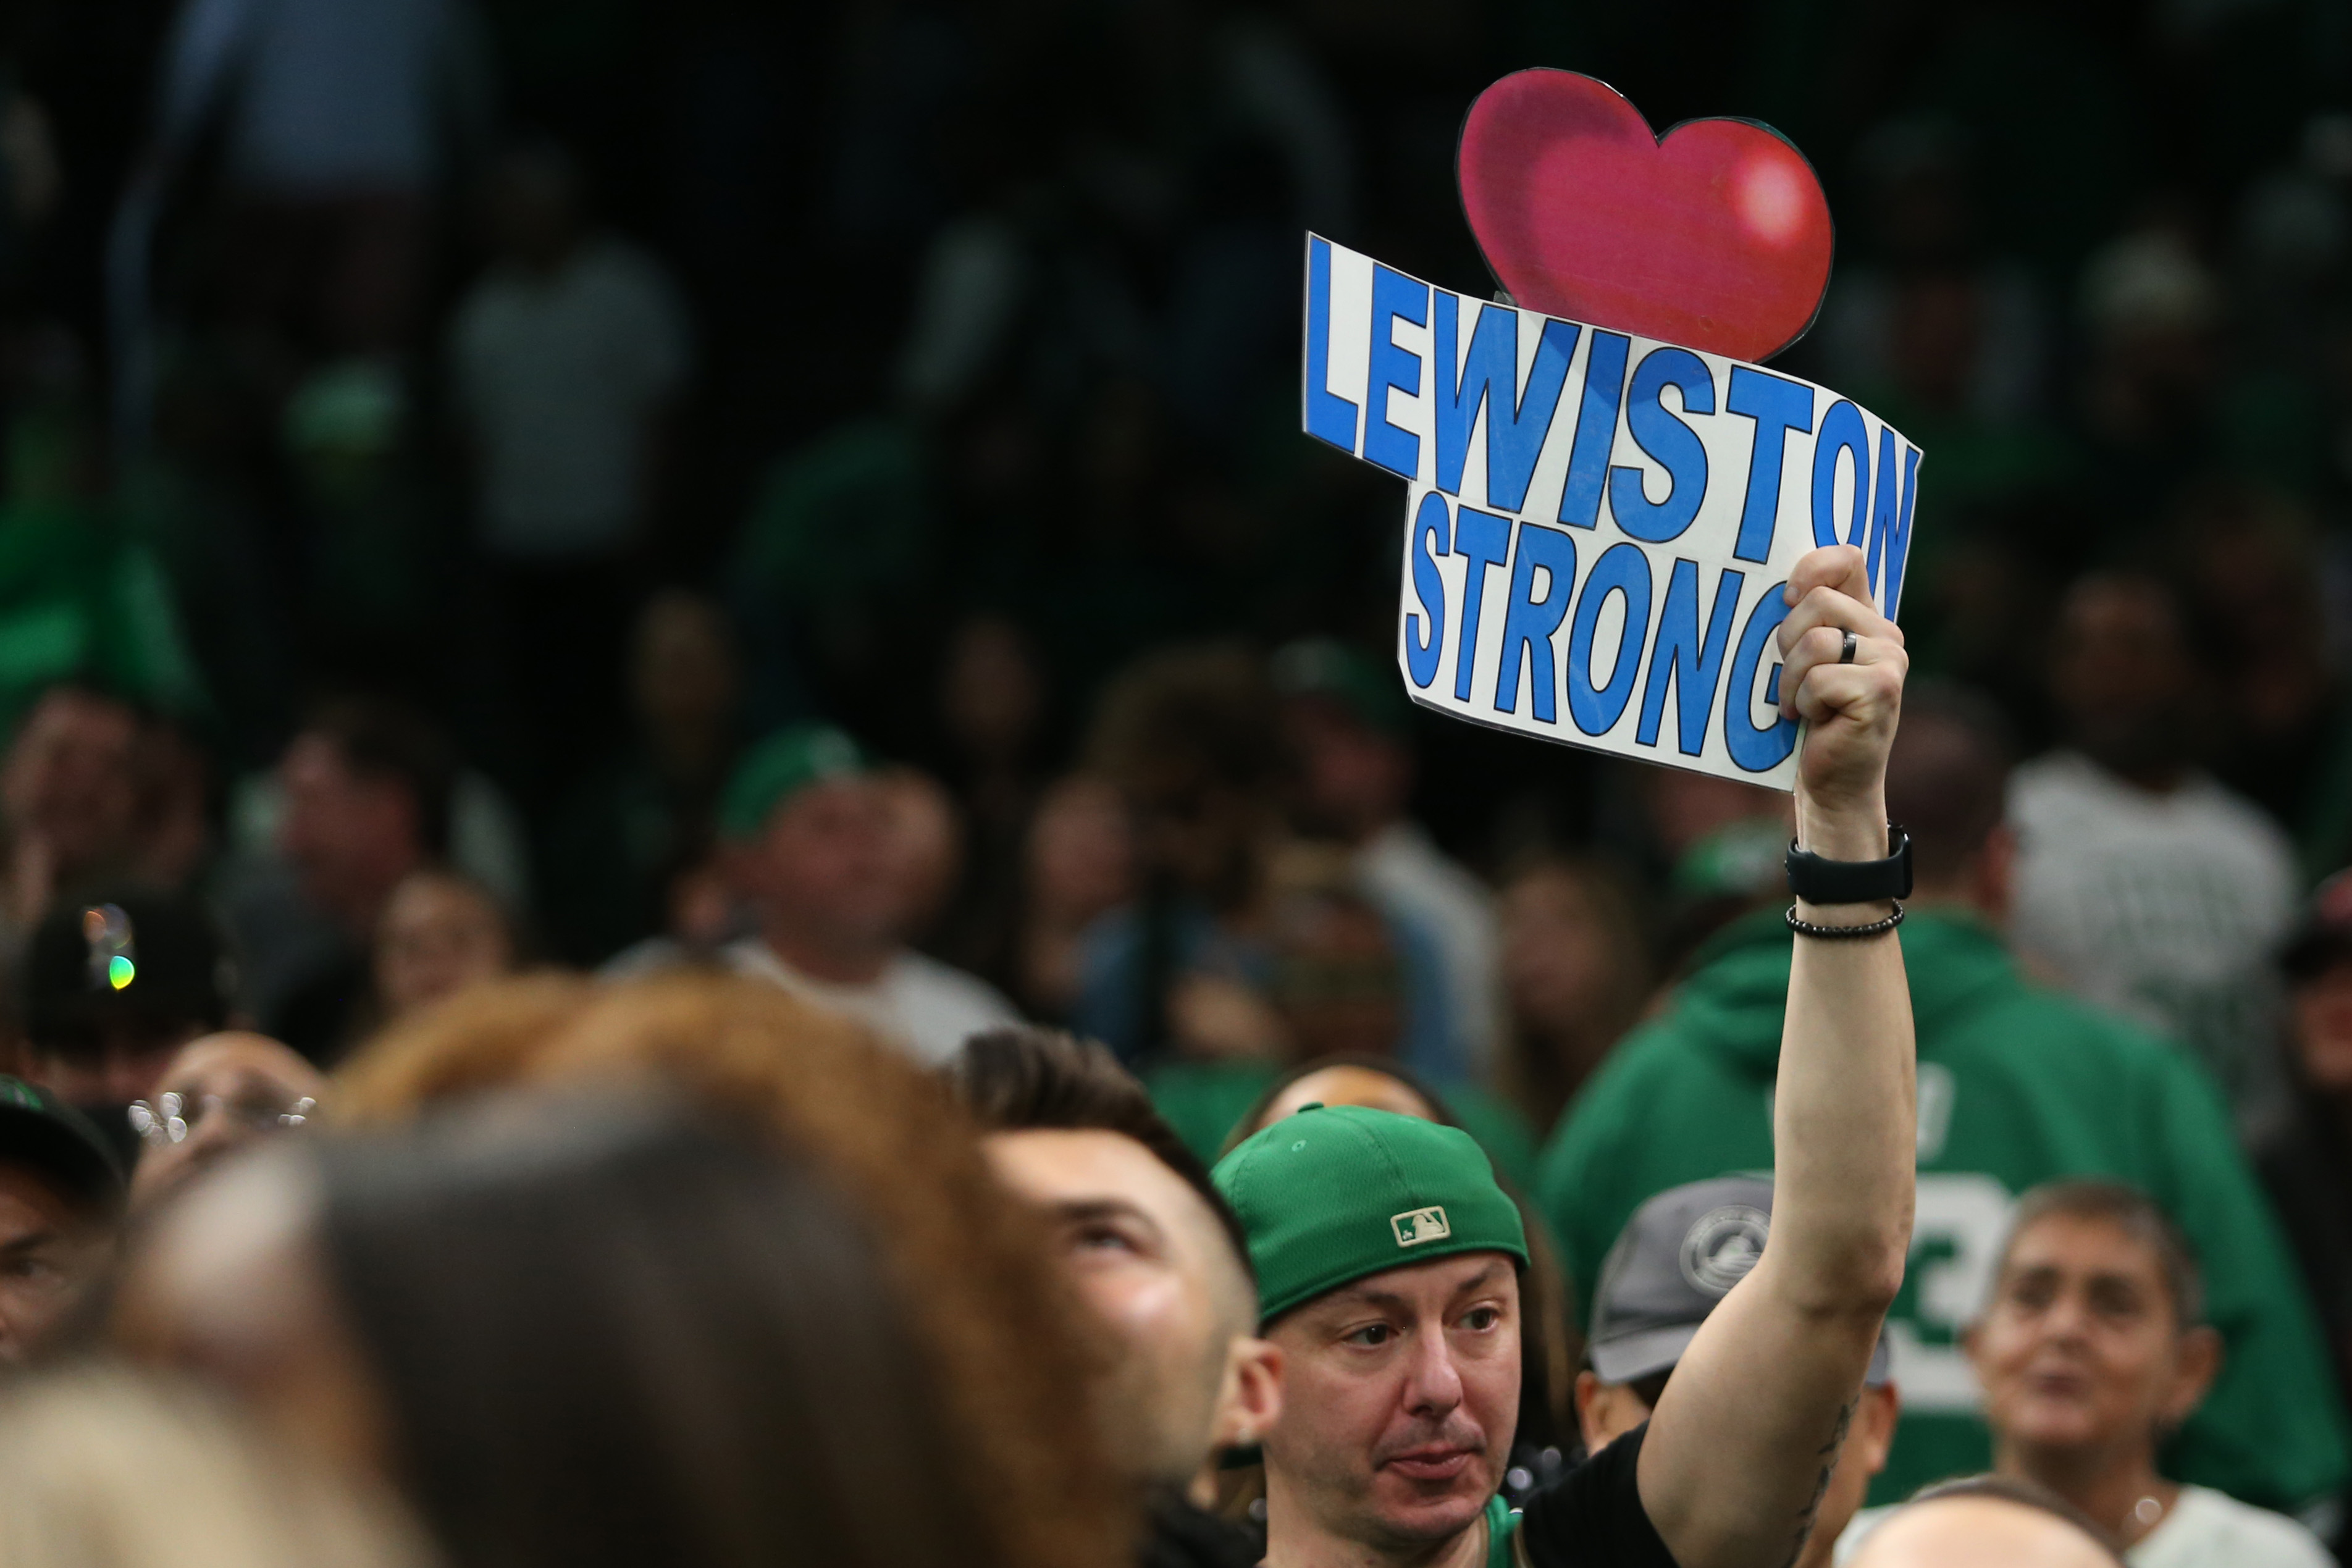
[1213,1105,1526,1325]
[1272,638,1414,740]
[0,1076,125,1212]
[718,724,868,840]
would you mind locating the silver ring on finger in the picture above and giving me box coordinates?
[1838,629,1858,665]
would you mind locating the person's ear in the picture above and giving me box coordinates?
[2163,1325,2223,1429]
[1856,1382,1902,1474]
[1209,1335,1283,1451]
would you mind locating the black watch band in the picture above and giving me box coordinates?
[1785,825,1913,903]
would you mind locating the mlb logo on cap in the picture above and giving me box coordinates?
[1391,1206,1451,1247]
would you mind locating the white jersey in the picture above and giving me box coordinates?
[723,938,1020,1065]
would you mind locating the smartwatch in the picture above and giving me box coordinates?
[1784,825,1913,904]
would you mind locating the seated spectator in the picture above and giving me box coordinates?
[1015,774,1135,1020]
[0,684,146,936]
[1274,638,1499,1077]
[127,1031,324,1210]
[223,971,1122,1568]
[541,589,741,964]
[716,724,1017,1060]
[928,614,1050,991]
[235,697,457,1063]
[2254,869,2352,1437]
[0,1365,434,1568]
[1077,649,1462,1081]
[946,1026,1275,1566]
[1578,1179,1897,1568]
[452,136,691,800]
[1496,858,1651,1135]
[1076,645,1289,1063]
[1540,685,2350,1512]
[1964,1182,2330,1565]
[117,1092,1115,1568]
[371,867,516,1025]
[17,889,236,1128]
[1845,1476,2123,1568]
[874,764,964,949]
[2007,573,2297,1125]
[0,1075,122,1363]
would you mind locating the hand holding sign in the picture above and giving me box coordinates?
[1773,543,1907,858]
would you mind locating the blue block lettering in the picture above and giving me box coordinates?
[1724,582,1800,772]
[1450,505,1511,702]
[1433,295,1577,512]
[1566,542,1653,736]
[1556,331,1630,530]
[1304,237,1361,453]
[1867,429,1920,613]
[1405,490,1451,689]
[1608,347,1715,544]
[1810,400,1870,550]
[1725,366,1812,564]
[1878,442,1920,620]
[1637,561,1745,755]
[1494,521,1577,723]
[1363,265,1429,479]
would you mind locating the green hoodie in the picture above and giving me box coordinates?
[1537,907,2351,1514]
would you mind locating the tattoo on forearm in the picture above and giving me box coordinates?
[1776,1399,1857,1568]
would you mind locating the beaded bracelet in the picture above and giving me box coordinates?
[1784,901,1905,941]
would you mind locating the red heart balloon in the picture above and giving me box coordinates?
[1457,69,1834,363]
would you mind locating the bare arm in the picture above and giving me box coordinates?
[1637,544,1916,1568]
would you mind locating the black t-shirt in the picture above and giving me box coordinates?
[1502,1422,1679,1568]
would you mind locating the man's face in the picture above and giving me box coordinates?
[984,1128,1245,1490]
[277,736,421,928]
[1283,700,1408,842]
[1264,1252,1519,1551]
[1,689,141,878]
[375,874,513,1021]
[2051,582,2196,778]
[742,778,897,943]
[1966,1214,2209,1460]
[0,1160,113,1362]
[130,1033,327,1210]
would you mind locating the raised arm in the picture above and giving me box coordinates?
[1637,543,1917,1568]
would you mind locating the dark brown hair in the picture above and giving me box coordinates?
[945,1025,1253,1281]
[301,698,458,857]
[321,1098,972,1568]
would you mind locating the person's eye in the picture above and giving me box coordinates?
[1460,1306,1502,1332]
[1342,1323,1394,1348]
[1,1256,57,1283]
[1069,1223,1141,1256]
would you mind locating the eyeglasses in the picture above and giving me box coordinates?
[127,1091,317,1147]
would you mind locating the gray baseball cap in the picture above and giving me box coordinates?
[1589,1176,1892,1386]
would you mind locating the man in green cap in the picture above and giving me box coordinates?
[1217,545,1918,1568]
[0,1074,124,1362]
[718,721,1016,1062]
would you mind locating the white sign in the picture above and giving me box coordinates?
[1302,233,1921,791]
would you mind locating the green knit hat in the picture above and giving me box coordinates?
[1212,1105,1527,1325]
[718,724,868,840]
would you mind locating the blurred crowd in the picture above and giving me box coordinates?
[0,0,2348,1563]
